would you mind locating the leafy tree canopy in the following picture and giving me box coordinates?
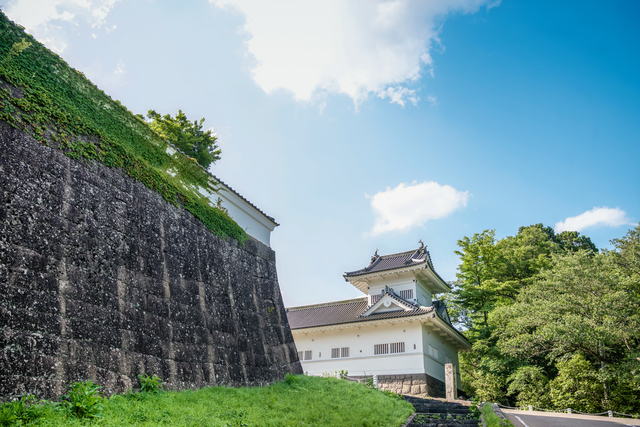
[146,110,220,169]
[453,223,639,413]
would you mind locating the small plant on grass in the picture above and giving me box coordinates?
[382,389,402,400]
[138,373,163,393]
[62,380,104,419]
[364,377,375,389]
[0,401,18,426]
[0,394,49,425]
[224,409,249,427]
[284,373,299,385]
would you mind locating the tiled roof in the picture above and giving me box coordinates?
[344,246,434,278]
[211,173,278,226]
[286,297,435,330]
[432,300,452,326]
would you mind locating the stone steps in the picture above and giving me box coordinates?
[403,396,480,427]
[408,422,480,427]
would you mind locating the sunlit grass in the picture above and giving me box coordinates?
[26,375,414,426]
[481,403,514,427]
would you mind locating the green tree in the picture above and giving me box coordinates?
[453,226,560,402]
[495,250,637,367]
[549,354,604,412]
[493,248,640,412]
[453,224,608,405]
[610,224,640,292]
[147,110,220,169]
[490,224,559,301]
[453,230,499,328]
[555,230,598,253]
[507,365,551,408]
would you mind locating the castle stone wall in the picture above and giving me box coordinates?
[0,122,302,400]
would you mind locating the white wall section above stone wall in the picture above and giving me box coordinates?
[197,179,278,247]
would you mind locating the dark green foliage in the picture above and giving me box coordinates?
[454,223,640,413]
[467,398,482,420]
[147,110,221,169]
[517,224,598,254]
[138,374,163,394]
[547,354,604,413]
[506,366,550,408]
[62,380,105,419]
[555,230,598,253]
[0,11,247,243]
[284,373,299,385]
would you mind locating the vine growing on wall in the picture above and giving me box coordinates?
[0,12,247,243]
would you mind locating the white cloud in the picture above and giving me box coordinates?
[555,207,634,233]
[5,0,121,52]
[210,0,493,108]
[427,95,439,106]
[378,86,419,107]
[367,181,469,236]
[113,59,125,75]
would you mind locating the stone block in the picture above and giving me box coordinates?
[0,120,300,400]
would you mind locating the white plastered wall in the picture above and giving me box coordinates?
[294,321,425,376]
[421,323,462,389]
[199,185,277,247]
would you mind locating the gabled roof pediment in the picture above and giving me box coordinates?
[360,287,421,317]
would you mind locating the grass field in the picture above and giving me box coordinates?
[1,375,415,426]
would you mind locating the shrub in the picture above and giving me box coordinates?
[363,377,375,389]
[138,374,163,394]
[0,401,18,426]
[284,373,300,385]
[0,394,48,425]
[468,397,482,419]
[62,380,105,419]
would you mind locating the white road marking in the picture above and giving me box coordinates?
[514,415,531,427]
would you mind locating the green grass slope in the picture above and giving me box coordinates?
[0,11,247,242]
[6,376,415,427]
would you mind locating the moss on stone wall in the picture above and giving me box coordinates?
[0,12,247,243]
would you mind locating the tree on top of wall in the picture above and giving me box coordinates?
[146,110,221,169]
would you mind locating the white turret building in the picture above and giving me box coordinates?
[286,243,470,398]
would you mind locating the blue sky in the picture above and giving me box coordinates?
[7,0,639,306]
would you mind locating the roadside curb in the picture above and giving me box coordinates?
[492,403,510,423]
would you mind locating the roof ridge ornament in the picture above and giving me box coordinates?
[370,248,379,264]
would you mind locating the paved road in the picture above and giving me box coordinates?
[503,409,640,427]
